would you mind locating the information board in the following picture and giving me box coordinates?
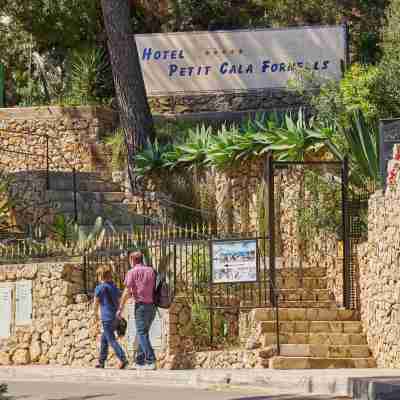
[136,25,346,95]
[0,284,13,338]
[379,118,400,185]
[15,280,32,325]
[211,239,258,283]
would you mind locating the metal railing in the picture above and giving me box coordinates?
[0,128,78,222]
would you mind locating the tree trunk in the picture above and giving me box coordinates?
[100,0,155,189]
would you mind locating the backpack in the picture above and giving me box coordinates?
[154,271,173,309]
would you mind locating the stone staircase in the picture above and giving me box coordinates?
[249,267,376,369]
[46,172,148,229]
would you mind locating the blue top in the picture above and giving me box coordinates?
[94,282,121,322]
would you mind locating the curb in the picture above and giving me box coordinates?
[1,366,400,397]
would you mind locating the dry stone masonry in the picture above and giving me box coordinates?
[0,106,116,175]
[358,144,400,368]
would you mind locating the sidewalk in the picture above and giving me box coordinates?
[1,366,400,399]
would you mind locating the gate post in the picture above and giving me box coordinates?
[342,156,351,309]
[266,153,280,356]
[267,153,276,306]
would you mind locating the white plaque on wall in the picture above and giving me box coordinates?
[16,280,32,325]
[126,303,165,351]
[126,302,137,351]
[0,284,13,338]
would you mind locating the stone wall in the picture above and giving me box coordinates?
[148,90,306,117]
[0,261,220,369]
[0,106,116,176]
[358,144,400,368]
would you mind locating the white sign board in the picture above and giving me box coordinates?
[136,25,346,95]
[0,284,13,338]
[16,280,32,325]
[212,239,257,283]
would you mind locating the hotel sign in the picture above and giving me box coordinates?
[135,25,347,95]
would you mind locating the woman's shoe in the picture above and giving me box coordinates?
[95,362,105,369]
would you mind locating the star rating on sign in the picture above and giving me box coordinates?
[205,49,243,56]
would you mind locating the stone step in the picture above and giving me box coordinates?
[259,277,328,290]
[47,190,126,203]
[262,332,368,346]
[279,344,371,358]
[269,356,376,369]
[260,320,363,334]
[276,289,331,302]
[251,308,360,322]
[270,300,334,308]
[275,277,328,289]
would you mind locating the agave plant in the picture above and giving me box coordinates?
[254,109,334,161]
[321,109,382,189]
[341,109,381,187]
[48,216,108,254]
[166,125,212,169]
[206,124,243,168]
[134,140,172,176]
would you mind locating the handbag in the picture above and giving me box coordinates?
[104,285,127,337]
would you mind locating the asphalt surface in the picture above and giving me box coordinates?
[2,381,352,400]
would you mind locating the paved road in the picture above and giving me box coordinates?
[3,381,351,400]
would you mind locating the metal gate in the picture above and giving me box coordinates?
[267,155,352,309]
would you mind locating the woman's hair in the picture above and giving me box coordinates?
[129,251,143,266]
[96,265,113,282]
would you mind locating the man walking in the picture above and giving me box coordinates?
[118,251,157,370]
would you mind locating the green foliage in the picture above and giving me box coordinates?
[49,215,108,253]
[340,65,380,121]
[165,125,213,169]
[191,246,210,291]
[0,1,101,50]
[49,214,74,244]
[105,129,127,171]
[371,0,400,118]
[296,170,343,240]
[135,110,336,176]
[134,140,173,177]
[339,110,381,186]
[65,48,112,105]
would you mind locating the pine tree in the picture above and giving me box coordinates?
[100,0,156,190]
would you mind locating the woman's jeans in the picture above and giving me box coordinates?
[99,320,126,363]
[135,303,156,365]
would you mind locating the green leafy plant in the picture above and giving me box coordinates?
[165,125,212,170]
[105,129,127,171]
[134,140,172,177]
[48,214,75,244]
[66,48,111,105]
[325,109,381,188]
